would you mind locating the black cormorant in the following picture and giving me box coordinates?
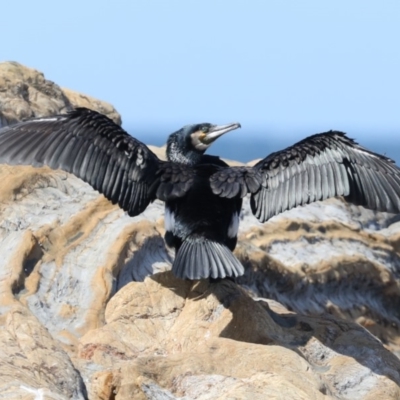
[0,108,400,280]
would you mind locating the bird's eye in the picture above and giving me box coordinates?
[201,126,209,133]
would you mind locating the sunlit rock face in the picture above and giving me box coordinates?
[1,62,400,399]
[0,61,120,125]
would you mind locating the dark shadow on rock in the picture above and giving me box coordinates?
[235,245,400,358]
[13,236,43,297]
[222,278,400,388]
[115,235,173,292]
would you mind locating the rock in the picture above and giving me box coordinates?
[236,199,400,358]
[76,273,400,399]
[0,303,86,399]
[62,87,121,126]
[1,62,400,398]
[0,61,120,125]
[2,161,400,399]
[0,165,167,339]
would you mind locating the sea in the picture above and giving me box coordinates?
[0,117,398,164]
[132,130,400,166]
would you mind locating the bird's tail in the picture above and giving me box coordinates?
[172,235,244,280]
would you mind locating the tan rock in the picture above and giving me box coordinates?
[0,304,86,398]
[62,87,121,125]
[235,201,400,357]
[2,160,399,398]
[77,273,400,399]
[0,61,120,125]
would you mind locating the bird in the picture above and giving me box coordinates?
[0,108,400,280]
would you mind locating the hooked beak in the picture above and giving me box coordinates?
[204,122,241,144]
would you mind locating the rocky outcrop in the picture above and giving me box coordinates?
[0,61,120,125]
[0,302,86,399]
[237,199,400,359]
[77,273,400,399]
[62,87,121,126]
[1,63,400,399]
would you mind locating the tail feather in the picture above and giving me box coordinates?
[215,243,233,277]
[172,236,244,280]
[205,244,219,278]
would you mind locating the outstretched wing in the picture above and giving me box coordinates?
[0,108,161,216]
[249,131,400,222]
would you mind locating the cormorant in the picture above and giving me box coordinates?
[0,108,400,280]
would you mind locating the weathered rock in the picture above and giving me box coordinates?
[0,61,120,125]
[1,62,400,399]
[236,199,400,358]
[0,305,86,399]
[62,87,121,126]
[0,165,168,348]
[76,273,400,399]
[2,161,400,398]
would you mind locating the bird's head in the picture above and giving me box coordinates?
[166,122,241,164]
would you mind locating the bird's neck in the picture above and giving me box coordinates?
[166,142,203,166]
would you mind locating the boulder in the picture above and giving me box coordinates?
[77,273,400,399]
[0,61,120,125]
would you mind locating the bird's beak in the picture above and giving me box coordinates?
[204,122,241,144]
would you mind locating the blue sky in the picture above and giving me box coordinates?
[1,1,400,160]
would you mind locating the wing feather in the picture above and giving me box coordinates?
[250,131,400,222]
[0,108,161,216]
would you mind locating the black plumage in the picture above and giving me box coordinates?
[1,108,400,280]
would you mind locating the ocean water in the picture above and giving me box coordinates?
[133,131,400,166]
